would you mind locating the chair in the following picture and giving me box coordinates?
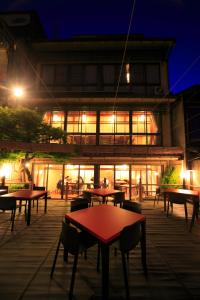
[82,190,102,206]
[167,193,188,221]
[0,186,8,195]
[154,187,161,206]
[33,186,45,212]
[50,220,97,300]
[0,197,17,231]
[118,221,144,300]
[70,197,90,212]
[122,200,142,214]
[106,191,125,207]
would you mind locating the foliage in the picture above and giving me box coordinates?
[161,166,181,189]
[0,106,66,143]
[0,150,25,162]
[9,183,29,192]
[33,152,71,163]
[0,150,70,164]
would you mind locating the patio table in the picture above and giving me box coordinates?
[65,204,146,300]
[86,188,121,204]
[1,189,48,225]
[163,188,199,231]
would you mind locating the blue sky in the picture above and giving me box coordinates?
[0,0,199,94]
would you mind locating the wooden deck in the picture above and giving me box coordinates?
[0,199,200,300]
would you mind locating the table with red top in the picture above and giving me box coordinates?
[1,189,48,226]
[163,188,199,231]
[86,188,121,204]
[65,204,146,300]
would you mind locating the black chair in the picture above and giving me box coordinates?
[118,221,144,300]
[106,191,125,207]
[70,197,90,212]
[167,193,188,221]
[82,190,102,206]
[33,186,45,212]
[50,220,97,300]
[0,186,8,195]
[0,196,17,231]
[154,187,161,206]
[122,200,142,214]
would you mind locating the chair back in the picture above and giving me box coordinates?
[33,186,45,191]
[170,193,186,204]
[71,197,89,212]
[122,201,142,214]
[61,221,80,255]
[114,191,125,204]
[82,191,92,203]
[0,197,16,210]
[0,186,8,195]
[119,222,141,253]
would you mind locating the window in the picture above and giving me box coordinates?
[43,111,65,144]
[67,111,96,145]
[132,111,160,145]
[100,111,130,145]
[43,111,64,129]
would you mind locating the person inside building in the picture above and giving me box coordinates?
[101,177,109,188]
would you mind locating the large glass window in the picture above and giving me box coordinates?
[100,111,130,145]
[132,111,160,145]
[43,111,65,129]
[67,111,96,144]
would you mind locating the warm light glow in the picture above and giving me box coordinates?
[139,114,145,122]
[39,170,43,174]
[119,164,128,170]
[25,163,30,168]
[155,171,159,176]
[126,64,130,83]
[180,171,186,179]
[13,87,24,97]
[110,113,116,123]
[66,164,73,169]
[52,114,61,122]
[0,164,12,178]
[82,113,87,123]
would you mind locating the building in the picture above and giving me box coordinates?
[172,85,200,189]
[0,12,184,199]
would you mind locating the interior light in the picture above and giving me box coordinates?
[82,112,87,123]
[126,64,130,83]
[139,114,145,122]
[52,114,61,122]
[0,164,12,178]
[110,113,116,123]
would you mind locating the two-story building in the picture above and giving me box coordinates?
[0,12,183,199]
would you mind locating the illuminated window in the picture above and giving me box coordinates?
[132,111,160,145]
[67,111,96,145]
[43,111,64,129]
[100,111,129,145]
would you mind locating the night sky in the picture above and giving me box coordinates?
[0,0,199,94]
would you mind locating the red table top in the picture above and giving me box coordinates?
[1,189,47,200]
[164,188,199,197]
[65,204,145,244]
[86,188,121,197]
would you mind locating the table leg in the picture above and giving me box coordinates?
[27,200,31,226]
[141,220,147,276]
[163,193,167,212]
[44,193,47,213]
[189,199,199,232]
[101,243,109,300]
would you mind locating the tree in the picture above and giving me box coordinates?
[0,106,65,143]
[0,106,67,183]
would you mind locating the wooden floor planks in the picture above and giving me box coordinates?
[0,199,200,300]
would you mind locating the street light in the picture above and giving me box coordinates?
[13,87,24,97]
[11,86,25,106]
